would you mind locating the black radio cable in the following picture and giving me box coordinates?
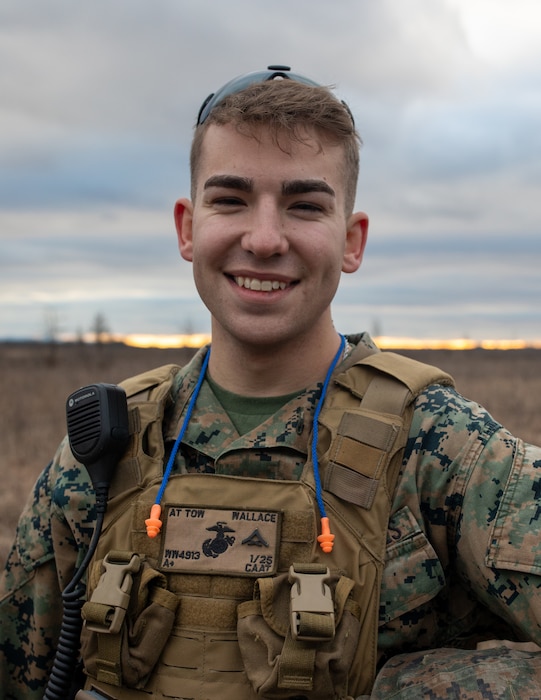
[43,383,129,700]
[43,485,108,700]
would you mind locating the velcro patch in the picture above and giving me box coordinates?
[159,505,281,576]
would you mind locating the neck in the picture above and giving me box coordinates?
[207,329,345,397]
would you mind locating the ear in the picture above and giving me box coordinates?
[342,211,369,273]
[174,198,194,262]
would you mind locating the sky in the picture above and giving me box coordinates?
[1,0,540,342]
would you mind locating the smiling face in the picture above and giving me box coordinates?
[175,123,368,357]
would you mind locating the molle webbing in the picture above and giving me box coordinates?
[319,350,454,513]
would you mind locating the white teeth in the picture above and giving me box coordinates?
[234,276,287,291]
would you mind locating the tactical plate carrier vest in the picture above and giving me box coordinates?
[76,345,453,700]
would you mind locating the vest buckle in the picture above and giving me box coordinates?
[83,551,141,634]
[288,563,335,642]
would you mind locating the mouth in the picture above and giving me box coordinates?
[232,275,291,292]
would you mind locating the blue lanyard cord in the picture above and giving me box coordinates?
[146,347,211,538]
[146,336,345,546]
[156,346,211,506]
[311,334,345,520]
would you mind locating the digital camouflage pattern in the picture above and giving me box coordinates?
[1,332,541,699]
[366,644,541,699]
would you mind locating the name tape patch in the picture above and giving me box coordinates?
[159,505,282,576]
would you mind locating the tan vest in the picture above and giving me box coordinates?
[78,349,453,699]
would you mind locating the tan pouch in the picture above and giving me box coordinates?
[81,552,179,688]
[237,563,361,699]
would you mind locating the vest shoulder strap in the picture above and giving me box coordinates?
[108,364,182,499]
[120,363,182,400]
[319,350,454,509]
[335,350,454,412]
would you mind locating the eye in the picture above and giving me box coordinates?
[290,201,325,214]
[211,196,246,208]
[213,196,244,207]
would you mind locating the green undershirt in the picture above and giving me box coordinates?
[206,374,301,435]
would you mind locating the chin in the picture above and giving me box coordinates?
[221,323,297,349]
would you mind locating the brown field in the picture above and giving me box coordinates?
[1,341,540,570]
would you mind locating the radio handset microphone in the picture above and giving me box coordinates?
[66,383,130,507]
[43,384,130,700]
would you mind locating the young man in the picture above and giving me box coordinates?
[1,66,541,699]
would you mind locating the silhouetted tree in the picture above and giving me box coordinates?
[43,307,60,367]
[91,312,109,345]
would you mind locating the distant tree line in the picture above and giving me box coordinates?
[42,309,111,366]
[43,309,110,345]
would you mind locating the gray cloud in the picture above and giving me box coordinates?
[1,0,540,340]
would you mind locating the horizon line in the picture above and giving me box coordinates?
[15,332,540,351]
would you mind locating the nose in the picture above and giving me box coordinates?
[241,201,289,258]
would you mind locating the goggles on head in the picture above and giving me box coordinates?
[196,64,354,126]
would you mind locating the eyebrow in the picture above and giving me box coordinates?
[203,175,335,199]
[203,175,252,192]
[282,179,335,198]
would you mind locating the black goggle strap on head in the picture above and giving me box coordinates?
[196,64,354,126]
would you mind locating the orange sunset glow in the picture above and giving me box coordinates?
[117,334,541,352]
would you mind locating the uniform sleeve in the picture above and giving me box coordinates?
[405,385,541,644]
[457,424,541,641]
[0,440,95,699]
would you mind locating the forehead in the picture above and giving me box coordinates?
[195,124,347,193]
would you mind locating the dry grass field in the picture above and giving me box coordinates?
[1,341,540,570]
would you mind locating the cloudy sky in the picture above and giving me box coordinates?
[1,0,540,342]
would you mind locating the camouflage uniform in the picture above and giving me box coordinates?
[1,333,541,699]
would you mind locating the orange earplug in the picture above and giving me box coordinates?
[145,503,163,538]
[317,516,335,553]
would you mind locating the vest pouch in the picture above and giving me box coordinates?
[81,551,179,688]
[237,563,361,699]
